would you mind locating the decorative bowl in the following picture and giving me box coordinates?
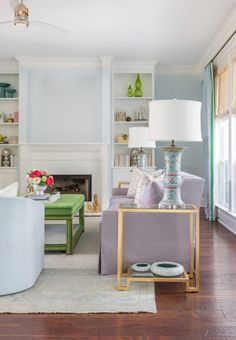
[151,261,184,277]
[132,263,151,272]
[5,88,16,93]
[0,83,10,88]
[0,83,10,98]
[5,88,17,98]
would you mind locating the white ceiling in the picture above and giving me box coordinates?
[0,0,236,65]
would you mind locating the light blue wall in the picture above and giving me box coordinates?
[154,72,204,178]
[27,65,102,143]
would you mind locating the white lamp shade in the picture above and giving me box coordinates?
[128,127,156,148]
[148,99,202,142]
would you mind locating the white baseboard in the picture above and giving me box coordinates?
[216,207,236,235]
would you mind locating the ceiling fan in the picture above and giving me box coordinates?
[0,0,67,32]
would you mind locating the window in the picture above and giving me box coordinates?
[215,67,229,117]
[214,52,236,214]
[231,115,236,213]
[215,118,229,209]
[232,60,236,109]
[214,64,230,210]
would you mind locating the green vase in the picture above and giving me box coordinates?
[127,84,133,97]
[134,73,143,97]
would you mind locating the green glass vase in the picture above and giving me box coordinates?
[134,74,143,97]
[127,84,133,97]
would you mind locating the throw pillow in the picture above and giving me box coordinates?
[135,172,153,204]
[135,173,163,206]
[127,167,143,198]
[0,182,19,197]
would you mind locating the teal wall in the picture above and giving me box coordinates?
[154,72,204,178]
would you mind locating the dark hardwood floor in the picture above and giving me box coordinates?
[0,217,236,339]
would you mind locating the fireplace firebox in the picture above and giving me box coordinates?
[50,175,92,201]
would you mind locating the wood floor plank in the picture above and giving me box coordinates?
[0,216,236,339]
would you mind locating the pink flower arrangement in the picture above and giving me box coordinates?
[27,169,54,188]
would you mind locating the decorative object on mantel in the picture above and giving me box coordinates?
[134,74,143,97]
[151,261,184,277]
[128,127,155,169]
[85,193,101,214]
[127,84,133,97]
[27,169,54,196]
[148,99,202,209]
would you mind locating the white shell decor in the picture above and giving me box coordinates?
[151,261,184,277]
[132,263,151,272]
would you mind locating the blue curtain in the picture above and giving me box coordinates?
[201,63,215,221]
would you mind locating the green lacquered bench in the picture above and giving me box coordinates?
[44,194,85,254]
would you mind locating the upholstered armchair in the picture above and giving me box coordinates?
[0,197,44,295]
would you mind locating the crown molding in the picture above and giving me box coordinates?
[113,60,158,73]
[199,7,236,69]
[15,56,101,68]
[156,64,202,75]
[98,55,114,66]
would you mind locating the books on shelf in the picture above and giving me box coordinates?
[26,191,60,203]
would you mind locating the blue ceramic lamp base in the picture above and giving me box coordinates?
[137,147,148,169]
[159,144,185,209]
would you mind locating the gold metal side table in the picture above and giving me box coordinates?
[117,203,200,292]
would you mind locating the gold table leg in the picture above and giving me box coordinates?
[117,210,123,290]
[186,209,200,292]
[189,212,194,278]
[117,210,130,291]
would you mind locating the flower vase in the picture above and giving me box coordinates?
[134,73,143,97]
[127,84,133,97]
[33,184,47,196]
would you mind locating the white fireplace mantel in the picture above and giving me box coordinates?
[18,143,110,209]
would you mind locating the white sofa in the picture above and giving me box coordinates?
[0,197,44,295]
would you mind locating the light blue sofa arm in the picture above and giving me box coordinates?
[0,197,45,295]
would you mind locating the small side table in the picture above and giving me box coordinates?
[117,203,200,292]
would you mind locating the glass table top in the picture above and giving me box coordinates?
[119,203,196,211]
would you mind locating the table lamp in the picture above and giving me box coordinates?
[148,99,202,209]
[128,127,156,169]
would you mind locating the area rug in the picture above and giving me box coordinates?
[0,217,157,313]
